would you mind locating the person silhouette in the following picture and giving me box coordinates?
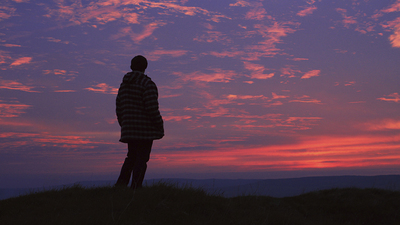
[115,55,164,189]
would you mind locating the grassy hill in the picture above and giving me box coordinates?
[1,182,399,225]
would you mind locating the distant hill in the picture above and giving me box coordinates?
[1,175,400,200]
[1,182,400,225]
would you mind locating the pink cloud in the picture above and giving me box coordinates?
[84,83,118,95]
[289,95,322,104]
[297,6,317,17]
[208,50,245,58]
[229,1,252,7]
[152,134,400,172]
[146,49,189,61]
[381,0,400,14]
[280,66,301,78]
[364,119,400,131]
[0,79,39,92]
[245,7,268,20]
[0,100,31,118]
[111,23,165,44]
[377,93,400,103]
[301,70,320,79]
[45,37,70,44]
[10,57,32,66]
[43,69,78,81]
[193,31,232,44]
[1,44,22,47]
[243,61,274,79]
[272,92,289,100]
[46,0,229,26]
[382,17,400,48]
[0,50,12,64]
[0,5,16,21]
[244,22,299,59]
[174,69,239,83]
[336,8,357,28]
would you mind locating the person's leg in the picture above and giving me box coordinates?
[115,144,136,186]
[130,140,153,189]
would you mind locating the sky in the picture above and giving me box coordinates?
[1,0,400,188]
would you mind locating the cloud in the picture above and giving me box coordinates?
[245,7,268,20]
[174,68,239,83]
[0,5,16,21]
[1,44,22,47]
[0,100,31,118]
[382,17,400,48]
[147,49,189,61]
[297,6,317,17]
[43,69,78,81]
[229,0,252,7]
[280,66,301,78]
[193,31,232,44]
[10,57,32,66]
[0,50,12,64]
[301,70,320,79]
[377,93,400,103]
[84,83,118,95]
[45,37,70,44]
[245,22,299,59]
[243,61,274,79]
[336,8,357,28]
[45,0,229,26]
[364,119,400,131]
[0,79,39,92]
[289,95,322,104]
[111,23,165,44]
[380,0,400,14]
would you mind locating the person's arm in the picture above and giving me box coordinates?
[143,82,164,133]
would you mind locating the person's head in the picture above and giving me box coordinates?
[130,55,148,72]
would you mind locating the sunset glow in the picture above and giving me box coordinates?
[1,0,400,188]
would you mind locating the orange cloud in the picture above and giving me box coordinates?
[297,6,317,17]
[0,79,39,92]
[301,70,320,79]
[84,83,118,95]
[10,57,32,66]
[377,93,400,103]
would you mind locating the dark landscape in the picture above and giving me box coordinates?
[1,179,400,225]
[2,175,400,200]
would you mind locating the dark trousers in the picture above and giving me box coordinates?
[116,140,153,189]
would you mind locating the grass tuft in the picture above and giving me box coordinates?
[1,183,399,225]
